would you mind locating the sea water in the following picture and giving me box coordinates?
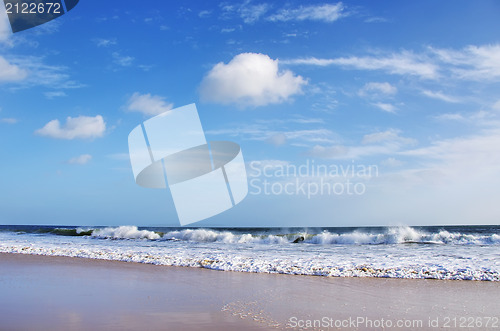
[0,225,498,281]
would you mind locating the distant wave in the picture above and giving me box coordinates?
[32,225,499,246]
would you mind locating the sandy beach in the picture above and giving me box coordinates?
[0,253,499,330]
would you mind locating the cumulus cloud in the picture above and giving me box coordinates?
[126,92,173,116]
[35,115,106,140]
[67,154,92,165]
[200,53,307,107]
[268,3,346,22]
[0,56,28,82]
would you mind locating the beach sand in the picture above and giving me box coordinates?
[0,253,498,330]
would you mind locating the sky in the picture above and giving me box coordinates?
[1,0,500,227]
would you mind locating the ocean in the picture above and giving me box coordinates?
[0,225,498,281]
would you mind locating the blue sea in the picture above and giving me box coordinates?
[0,225,499,281]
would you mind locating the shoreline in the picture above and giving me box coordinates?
[1,252,499,330]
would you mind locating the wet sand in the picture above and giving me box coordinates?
[0,253,498,330]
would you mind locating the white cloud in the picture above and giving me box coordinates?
[431,44,500,81]
[309,129,415,160]
[421,90,460,103]
[126,92,173,116]
[359,82,397,97]
[220,2,270,23]
[284,52,437,79]
[112,52,134,67]
[198,10,212,18]
[200,53,307,107]
[362,129,416,145]
[372,102,397,113]
[434,113,465,121]
[240,3,270,23]
[208,125,336,145]
[35,115,106,140]
[67,154,92,165]
[0,56,28,82]
[5,56,83,90]
[268,3,346,22]
[285,44,500,83]
[282,58,336,66]
[330,52,438,79]
[433,110,499,128]
[94,38,117,47]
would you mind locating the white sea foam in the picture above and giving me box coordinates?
[91,226,160,240]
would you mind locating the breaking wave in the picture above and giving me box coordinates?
[59,225,500,246]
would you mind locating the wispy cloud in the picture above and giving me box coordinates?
[198,10,212,18]
[362,129,416,145]
[372,102,397,113]
[220,1,270,24]
[430,44,500,81]
[112,52,134,67]
[220,2,346,24]
[284,51,438,79]
[207,116,336,146]
[358,82,397,98]
[309,129,415,159]
[67,154,92,165]
[93,38,117,47]
[5,56,84,90]
[421,90,460,103]
[35,115,106,140]
[267,3,346,22]
[283,44,500,82]
[0,118,17,124]
[125,92,173,116]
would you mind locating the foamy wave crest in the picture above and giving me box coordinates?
[307,226,500,245]
[162,229,289,244]
[74,225,500,245]
[91,226,161,240]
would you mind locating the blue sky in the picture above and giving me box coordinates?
[1,1,500,227]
